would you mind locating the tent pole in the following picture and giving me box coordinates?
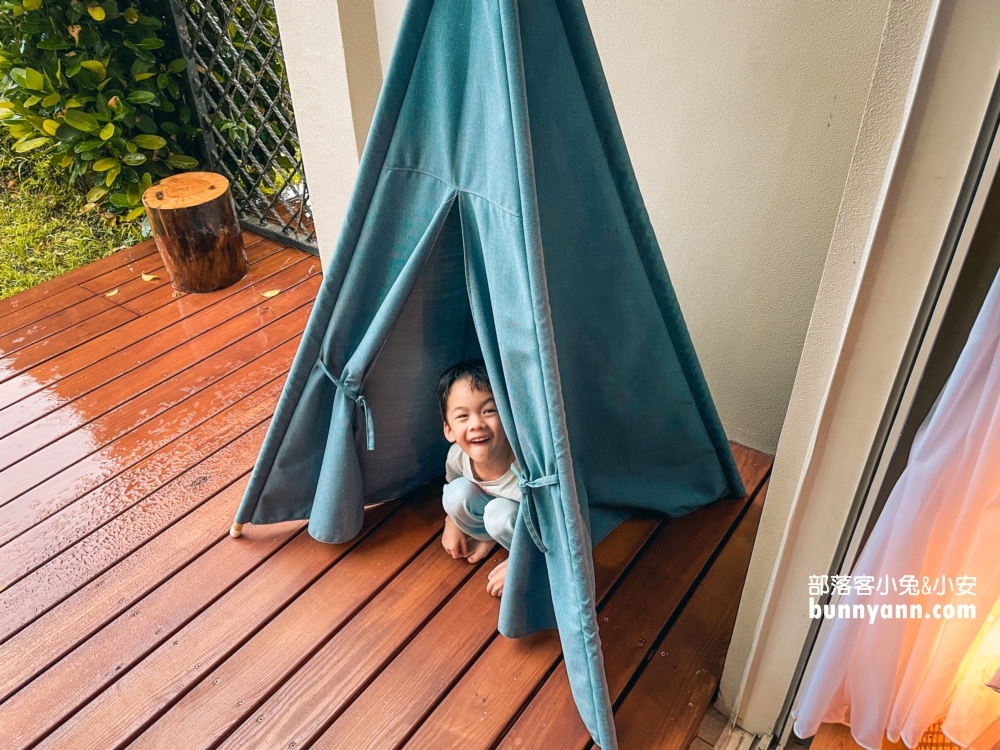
[230,523,244,538]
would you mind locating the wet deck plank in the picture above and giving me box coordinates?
[0,240,773,750]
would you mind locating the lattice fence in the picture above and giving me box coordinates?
[167,0,316,252]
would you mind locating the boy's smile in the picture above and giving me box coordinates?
[443,376,514,481]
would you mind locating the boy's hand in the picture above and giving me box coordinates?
[442,516,469,559]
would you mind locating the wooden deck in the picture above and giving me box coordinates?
[0,235,772,750]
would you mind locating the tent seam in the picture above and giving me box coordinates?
[496,0,613,744]
[383,165,522,218]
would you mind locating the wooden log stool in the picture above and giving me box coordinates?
[142,172,248,293]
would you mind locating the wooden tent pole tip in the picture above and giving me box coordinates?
[230,522,243,538]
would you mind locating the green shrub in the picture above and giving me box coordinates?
[0,0,200,218]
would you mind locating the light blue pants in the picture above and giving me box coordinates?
[441,477,518,550]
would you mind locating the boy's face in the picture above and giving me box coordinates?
[442,376,511,467]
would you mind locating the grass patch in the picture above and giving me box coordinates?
[0,145,145,301]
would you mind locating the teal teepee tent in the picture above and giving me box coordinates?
[232,0,744,745]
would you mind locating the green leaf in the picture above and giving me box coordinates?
[56,122,84,140]
[37,38,74,50]
[156,73,168,90]
[127,90,156,105]
[41,92,61,107]
[99,122,114,140]
[136,15,162,29]
[87,5,105,21]
[122,151,146,165]
[132,134,166,150]
[123,6,137,23]
[125,206,146,221]
[22,0,41,10]
[74,139,104,153]
[165,154,199,170]
[133,72,154,81]
[167,58,187,75]
[0,101,14,110]
[63,108,100,133]
[42,119,60,135]
[86,185,109,202]
[15,136,51,152]
[137,37,164,50]
[105,163,121,186]
[80,60,106,79]
[0,110,14,120]
[140,172,153,192]
[126,182,141,204]
[100,0,119,19]
[24,95,41,107]
[25,67,45,91]
[8,124,33,138]
[160,122,180,136]
[92,157,119,171]
[136,115,157,133]
[109,192,133,208]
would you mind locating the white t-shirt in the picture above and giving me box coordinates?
[444,443,522,502]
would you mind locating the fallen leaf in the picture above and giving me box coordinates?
[105,288,119,297]
[141,272,159,282]
[262,289,281,298]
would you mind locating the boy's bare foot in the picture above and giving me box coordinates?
[442,516,471,560]
[486,559,507,597]
[466,538,494,563]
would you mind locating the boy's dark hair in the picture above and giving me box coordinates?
[437,359,492,421]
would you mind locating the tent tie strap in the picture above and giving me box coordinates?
[511,465,557,554]
[318,359,375,451]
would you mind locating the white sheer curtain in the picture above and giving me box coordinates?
[792,266,1000,750]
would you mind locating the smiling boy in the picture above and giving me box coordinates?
[437,359,519,597]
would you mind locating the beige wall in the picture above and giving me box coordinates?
[726,0,1000,738]
[273,0,382,268]
[368,0,890,453]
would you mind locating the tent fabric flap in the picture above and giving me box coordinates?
[233,0,743,747]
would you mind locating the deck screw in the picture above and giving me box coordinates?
[195,664,201,669]
[603,617,609,622]
[239,700,245,705]
[214,679,220,684]
[661,651,667,657]
[119,598,126,603]
[257,716,264,722]
[638,639,645,647]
